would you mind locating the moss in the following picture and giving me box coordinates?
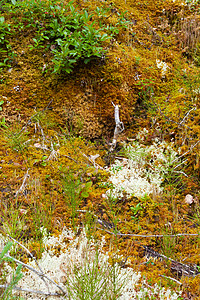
[1,0,200,297]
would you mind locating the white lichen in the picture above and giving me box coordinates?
[107,129,179,199]
[2,227,182,300]
[156,59,169,78]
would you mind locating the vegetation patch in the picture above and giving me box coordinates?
[0,0,200,298]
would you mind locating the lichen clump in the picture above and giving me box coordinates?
[107,129,180,198]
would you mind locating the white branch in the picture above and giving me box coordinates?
[110,102,124,152]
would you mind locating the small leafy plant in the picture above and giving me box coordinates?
[0,16,13,68]
[4,0,130,74]
[0,117,8,129]
[0,100,4,111]
[0,241,23,300]
[48,4,112,74]
[0,100,8,128]
[130,202,143,221]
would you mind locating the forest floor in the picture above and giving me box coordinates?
[0,0,200,298]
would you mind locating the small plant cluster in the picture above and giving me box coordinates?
[1,0,130,74]
[0,99,8,128]
[0,16,14,68]
[60,167,93,229]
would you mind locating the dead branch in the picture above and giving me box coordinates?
[0,285,63,297]
[81,152,104,170]
[152,98,194,131]
[159,275,182,285]
[15,169,30,198]
[143,245,199,277]
[6,234,50,293]
[78,211,199,238]
[97,227,199,238]
[3,254,68,296]
[179,107,197,126]
[97,225,199,277]
[110,102,124,152]
[61,154,78,163]
[172,140,200,163]
[18,99,54,135]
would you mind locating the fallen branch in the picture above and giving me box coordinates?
[143,245,199,277]
[81,153,104,170]
[18,99,54,135]
[152,99,193,131]
[97,224,199,277]
[159,275,182,285]
[0,285,63,297]
[6,234,50,293]
[61,154,78,163]
[97,227,199,238]
[78,211,200,238]
[172,140,200,163]
[3,254,68,296]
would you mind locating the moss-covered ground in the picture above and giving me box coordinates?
[0,0,200,298]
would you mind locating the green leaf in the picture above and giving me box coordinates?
[84,58,92,64]
[81,191,89,198]
[11,0,16,5]
[83,10,89,21]
[53,64,61,73]
[0,17,5,24]
[0,242,13,261]
[101,33,109,41]
[85,181,92,189]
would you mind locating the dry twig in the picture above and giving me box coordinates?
[98,227,199,238]
[0,233,68,297]
[15,169,30,198]
[4,253,67,295]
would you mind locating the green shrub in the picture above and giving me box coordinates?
[1,0,130,74]
[46,4,112,74]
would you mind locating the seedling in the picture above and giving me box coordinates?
[130,202,143,220]
[0,100,4,111]
[0,117,8,128]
